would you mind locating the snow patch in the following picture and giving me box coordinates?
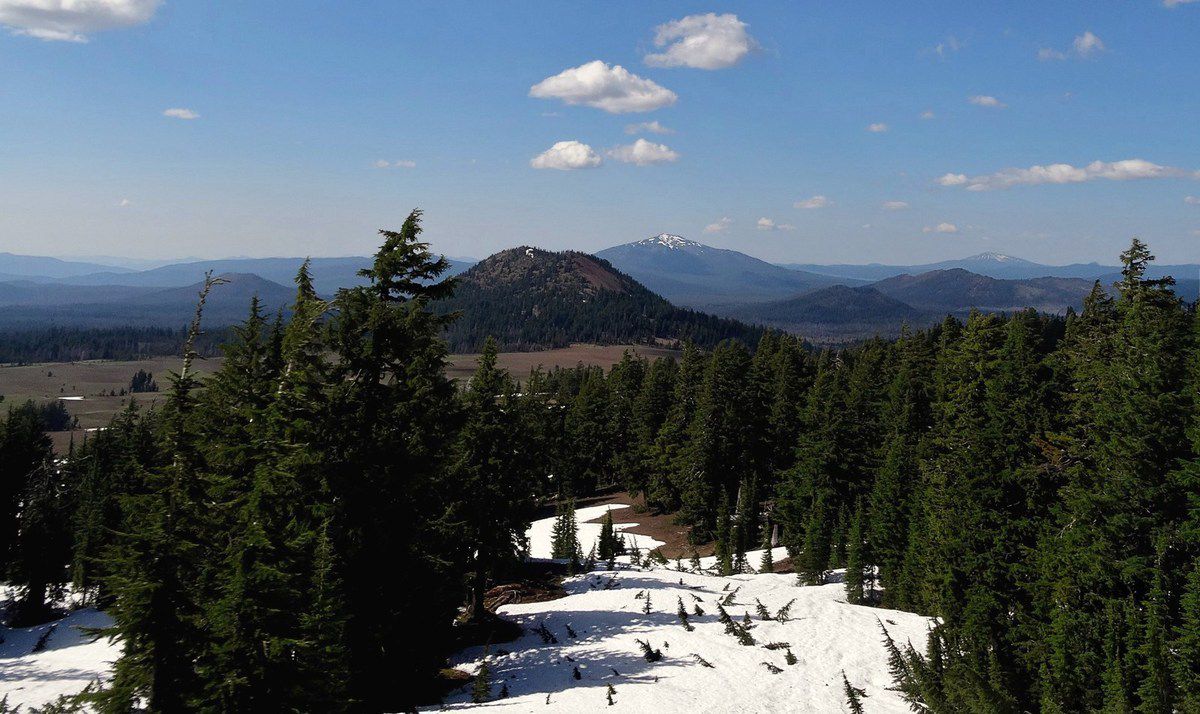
[635,234,703,251]
[433,566,932,712]
[0,608,118,709]
[526,504,666,560]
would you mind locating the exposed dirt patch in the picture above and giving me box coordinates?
[577,491,713,561]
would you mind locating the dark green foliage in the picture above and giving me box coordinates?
[129,369,158,393]
[472,659,491,704]
[842,671,867,714]
[436,247,764,353]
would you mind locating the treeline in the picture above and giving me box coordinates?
[515,239,1200,710]
[444,237,1200,705]
[0,326,228,363]
[0,212,548,710]
[2,228,1196,710]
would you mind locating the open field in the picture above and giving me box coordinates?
[0,344,679,453]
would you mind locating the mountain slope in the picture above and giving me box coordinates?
[871,269,1094,313]
[0,253,132,279]
[58,256,474,296]
[0,273,295,329]
[782,252,1200,283]
[597,234,848,310]
[437,246,762,351]
[731,285,931,341]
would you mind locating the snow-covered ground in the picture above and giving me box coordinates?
[434,564,932,712]
[2,502,931,713]
[0,607,118,709]
[526,503,666,560]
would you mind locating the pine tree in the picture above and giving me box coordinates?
[842,671,867,714]
[598,509,619,562]
[714,490,733,576]
[844,502,866,605]
[452,336,536,622]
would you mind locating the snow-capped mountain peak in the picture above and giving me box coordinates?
[967,251,1029,264]
[636,233,703,250]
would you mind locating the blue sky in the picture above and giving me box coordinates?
[1,1,1198,265]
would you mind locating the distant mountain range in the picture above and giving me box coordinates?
[780,251,1200,284]
[0,239,1194,344]
[596,234,849,310]
[0,274,296,329]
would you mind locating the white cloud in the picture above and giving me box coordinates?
[756,217,796,232]
[374,159,416,169]
[1073,31,1105,57]
[644,13,756,69]
[607,138,679,166]
[939,158,1198,191]
[1039,31,1105,61]
[929,36,962,58]
[0,0,159,42]
[529,60,677,114]
[530,140,602,170]
[882,200,909,210]
[794,195,831,209]
[704,216,732,233]
[923,222,959,234]
[624,120,673,135]
[163,107,199,120]
[920,110,936,119]
[1165,0,1199,6]
[1186,195,1200,204]
[867,123,889,133]
[968,95,1006,108]
[117,198,131,207]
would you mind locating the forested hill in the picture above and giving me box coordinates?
[436,246,764,352]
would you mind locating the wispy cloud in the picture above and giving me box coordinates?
[794,195,831,209]
[927,35,962,59]
[704,216,732,234]
[624,120,674,135]
[1186,195,1200,205]
[529,141,602,170]
[867,123,889,133]
[939,159,1198,191]
[163,107,199,120]
[530,60,676,114]
[1038,31,1105,61]
[756,217,796,232]
[645,13,757,69]
[374,159,416,169]
[0,0,160,42]
[882,201,909,210]
[920,110,936,119]
[1164,0,1199,6]
[923,222,959,234]
[968,95,1006,108]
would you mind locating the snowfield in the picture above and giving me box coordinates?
[0,607,117,709]
[525,504,666,560]
[434,566,932,712]
[2,503,932,713]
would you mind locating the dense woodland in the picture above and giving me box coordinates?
[0,326,227,364]
[0,212,1197,712]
